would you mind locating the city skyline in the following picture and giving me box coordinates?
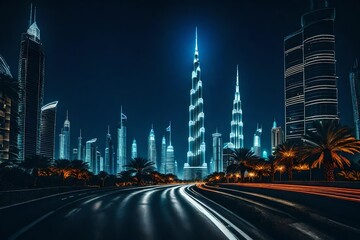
[0,1,359,170]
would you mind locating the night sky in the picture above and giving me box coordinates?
[1,0,360,172]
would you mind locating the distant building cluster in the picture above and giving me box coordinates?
[1,2,359,181]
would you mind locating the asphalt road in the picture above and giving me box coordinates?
[1,184,359,240]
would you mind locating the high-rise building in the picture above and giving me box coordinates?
[253,124,262,157]
[39,101,58,160]
[285,1,338,141]
[97,151,102,173]
[160,136,166,173]
[148,125,157,170]
[77,129,82,160]
[350,59,360,139]
[17,5,45,160]
[262,150,268,159]
[59,111,70,159]
[271,119,283,154]
[230,65,244,149]
[165,123,175,174]
[117,107,127,172]
[72,148,78,160]
[212,132,223,173]
[85,138,97,174]
[184,28,207,180]
[105,126,115,174]
[131,139,137,159]
[0,55,18,161]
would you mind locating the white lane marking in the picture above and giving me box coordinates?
[64,208,81,218]
[8,211,55,240]
[186,186,253,240]
[289,222,322,240]
[61,197,68,201]
[179,186,239,240]
[92,201,103,211]
[68,195,74,198]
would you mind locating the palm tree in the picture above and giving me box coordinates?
[125,157,155,185]
[267,155,276,182]
[252,158,270,182]
[274,141,298,181]
[227,148,259,182]
[21,155,51,187]
[118,170,136,186]
[302,120,360,181]
[53,160,71,185]
[70,160,90,184]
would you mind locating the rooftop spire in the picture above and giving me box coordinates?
[66,110,69,121]
[34,6,37,23]
[236,65,239,87]
[107,125,110,134]
[29,3,33,27]
[195,27,198,52]
[79,128,82,138]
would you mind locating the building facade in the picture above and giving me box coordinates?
[285,2,338,141]
[350,59,360,139]
[131,139,137,159]
[77,129,82,160]
[105,126,115,174]
[212,132,223,173]
[230,65,244,149]
[253,124,262,157]
[0,55,18,161]
[17,5,45,160]
[59,111,70,159]
[271,119,283,154]
[160,136,166,173]
[117,108,127,172]
[148,126,157,170]
[85,138,97,174]
[39,101,58,160]
[184,28,207,180]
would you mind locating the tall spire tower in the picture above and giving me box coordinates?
[18,4,44,160]
[117,106,127,172]
[184,28,207,180]
[148,125,157,170]
[230,65,244,149]
[77,129,82,160]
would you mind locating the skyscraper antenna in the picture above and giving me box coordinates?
[195,27,198,52]
[29,3,33,27]
[66,110,68,120]
[34,6,37,23]
[79,128,82,138]
[108,125,110,134]
[169,121,172,146]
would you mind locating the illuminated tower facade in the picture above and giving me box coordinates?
[86,138,97,173]
[148,126,157,169]
[131,139,137,159]
[271,119,283,154]
[166,122,175,174]
[212,132,223,173]
[0,55,18,161]
[18,5,45,160]
[160,136,166,173]
[77,129,82,160]
[117,107,127,172]
[230,66,244,149]
[184,28,207,180]
[285,1,338,140]
[350,59,360,139]
[105,126,115,174]
[59,111,70,159]
[39,101,58,160]
[253,124,262,157]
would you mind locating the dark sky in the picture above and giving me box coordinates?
[1,0,360,171]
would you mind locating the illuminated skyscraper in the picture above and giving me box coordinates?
[166,123,175,174]
[230,65,244,149]
[18,5,45,160]
[160,136,166,173]
[105,126,115,174]
[148,125,157,170]
[271,119,283,154]
[85,138,97,173]
[253,124,262,157]
[0,55,18,161]
[59,111,70,159]
[285,1,338,140]
[184,28,207,180]
[72,148,77,160]
[131,139,137,159]
[117,107,127,172]
[39,101,58,160]
[77,129,82,160]
[212,132,223,173]
[350,59,360,139]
